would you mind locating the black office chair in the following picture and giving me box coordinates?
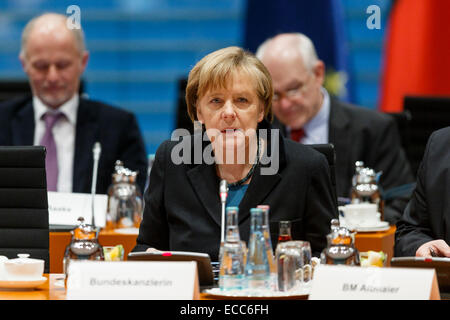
[307,143,337,206]
[386,110,412,153]
[175,77,194,134]
[0,146,49,272]
[402,96,450,176]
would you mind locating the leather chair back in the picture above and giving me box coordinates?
[0,146,49,272]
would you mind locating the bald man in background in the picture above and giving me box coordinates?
[256,33,414,224]
[0,13,147,194]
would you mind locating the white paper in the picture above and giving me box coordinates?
[309,265,435,300]
[48,191,107,227]
[66,261,197,300]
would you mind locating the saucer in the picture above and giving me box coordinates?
[339,218,390,232]
[0,276,47,290]
[114,227,139,235]
[354,221,390,232]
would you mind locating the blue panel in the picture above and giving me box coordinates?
[84,80,176,104]
[350,51,382,73]
[87,50,197,73]
[85,52,121,71]
[342,0,392,12]
[353,81,380,109]
[0,53,22,71]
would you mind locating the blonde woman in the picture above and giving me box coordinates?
[134,47,337,261]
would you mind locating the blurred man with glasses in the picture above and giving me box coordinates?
[257,33,414,224]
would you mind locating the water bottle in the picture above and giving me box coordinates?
[257,205,276,290]
[219,207,245,290]
[244,208,271,292]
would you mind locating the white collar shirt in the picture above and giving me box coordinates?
[33,94,79,193]
[287,87,330,144]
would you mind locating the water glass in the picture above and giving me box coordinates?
[275,240,312,292]
[296,241,313,285]
[219,241,246,290]
[275,241,301,292]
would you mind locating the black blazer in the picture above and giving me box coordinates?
[134,125,338,261]
[274,97,415,224]
[0,95,148,194]
[394,126,450,256]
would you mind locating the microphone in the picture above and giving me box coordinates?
[219,180,228,243]
[91,142,101,227]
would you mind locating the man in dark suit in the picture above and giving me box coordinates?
[0,13,147,194]
[395,127,450,257]
[256,33,414,224]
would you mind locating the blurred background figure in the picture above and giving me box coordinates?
[0,12,147,193]
[395,126,450,258]
[256,32,414,225]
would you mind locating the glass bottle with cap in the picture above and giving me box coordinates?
[106,160,143,229]
[278,220,292,243]
[257,204,277,290]
[245,208,271,292]
[219,206,245,291]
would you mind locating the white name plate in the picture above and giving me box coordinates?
[66,261,200,300]
[309,265,440,300]
[48,191,107,227]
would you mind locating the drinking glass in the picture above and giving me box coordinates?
[294,241,313,286]
[276,240,312,292]
[275,241,302,292]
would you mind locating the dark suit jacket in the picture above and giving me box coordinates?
[133,125,338,261]
[273,97,415,224]
[0,95,148,194]
[394,126,450,256]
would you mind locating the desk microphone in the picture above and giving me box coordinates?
[219,179,228,243]
[91,142,102,227]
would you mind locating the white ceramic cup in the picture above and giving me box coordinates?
[0,255,8,279]
[3,254,44,280]
[338,203,380,227]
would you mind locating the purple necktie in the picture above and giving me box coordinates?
[40,112,64,191]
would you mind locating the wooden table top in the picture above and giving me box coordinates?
[0,274,308,300]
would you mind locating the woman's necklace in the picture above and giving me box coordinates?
[227,138,260,188]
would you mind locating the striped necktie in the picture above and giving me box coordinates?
[40,112,65,191]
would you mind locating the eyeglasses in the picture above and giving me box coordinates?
[272,73,312,102]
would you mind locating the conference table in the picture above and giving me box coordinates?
[49,226,397,273]
[0,274,311,300]
[6,224,447,301]
[0,226,397,300]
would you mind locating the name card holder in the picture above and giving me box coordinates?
[309,265,440,300]
[48,191,107,227]
[66,261,200,300]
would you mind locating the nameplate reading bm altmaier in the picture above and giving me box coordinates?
[48,191,107,227]
[66,261,200,300]
[309,265,440,300]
